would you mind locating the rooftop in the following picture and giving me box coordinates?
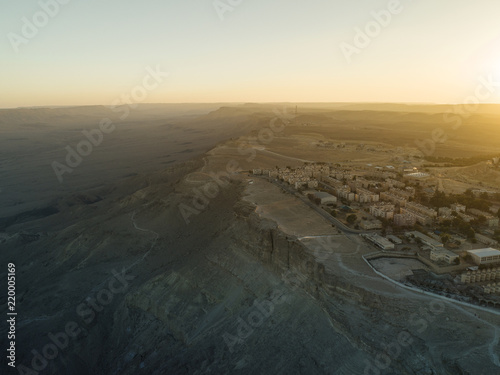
[467,248,500,258]
[406,231,442,247]
[405,172,430,178]
[431,248,459,257]
[314,192,335,199]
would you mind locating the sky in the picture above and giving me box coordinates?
[1,0,500,107]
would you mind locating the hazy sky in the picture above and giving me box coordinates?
[2,0,500,107]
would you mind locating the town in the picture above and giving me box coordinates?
[251,159,500,308]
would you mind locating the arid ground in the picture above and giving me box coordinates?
[1,104,499,374]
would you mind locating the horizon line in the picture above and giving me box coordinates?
[2,101,500,110]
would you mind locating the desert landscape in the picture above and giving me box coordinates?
[1,104,499,374]
[2,2,500,374]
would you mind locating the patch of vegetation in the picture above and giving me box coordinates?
[423,190,491,212]
[423,154,500,167]
[346,214,357,224]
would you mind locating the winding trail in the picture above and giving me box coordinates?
[125,210,160,272]
[450,303,500,368]
[88,207,160,294]
[257,149,314,163]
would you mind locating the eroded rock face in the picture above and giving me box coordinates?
[4,166,499,375]
[101,206,489,375]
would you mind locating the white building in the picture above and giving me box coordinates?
[467,248,500,265]
[430,249,459,264]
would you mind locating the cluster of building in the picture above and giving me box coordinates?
[253,166,325,189]
[437,204,499,227]
[457,249,500,294]
[370,203,395,220]
[321,176,378,203]
[468,208,499,228]
[252,164,499,242]
[460,267,500,283]
[384,178,405,189]
[400,202,437,226]
[371,189,441,227]
[369,188,498,231]
[252,162,500,299]
[483,283,500,294]
[379,188,413,207]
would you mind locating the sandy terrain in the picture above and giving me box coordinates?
[1,104,499,374]
[243,177,336,237]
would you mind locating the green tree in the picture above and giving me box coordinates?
[464,227,475,240]
[441,234,451,244]
[346,214,357,224]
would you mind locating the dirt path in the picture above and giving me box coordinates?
[126,210,160,271]
[450,303,500,367]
